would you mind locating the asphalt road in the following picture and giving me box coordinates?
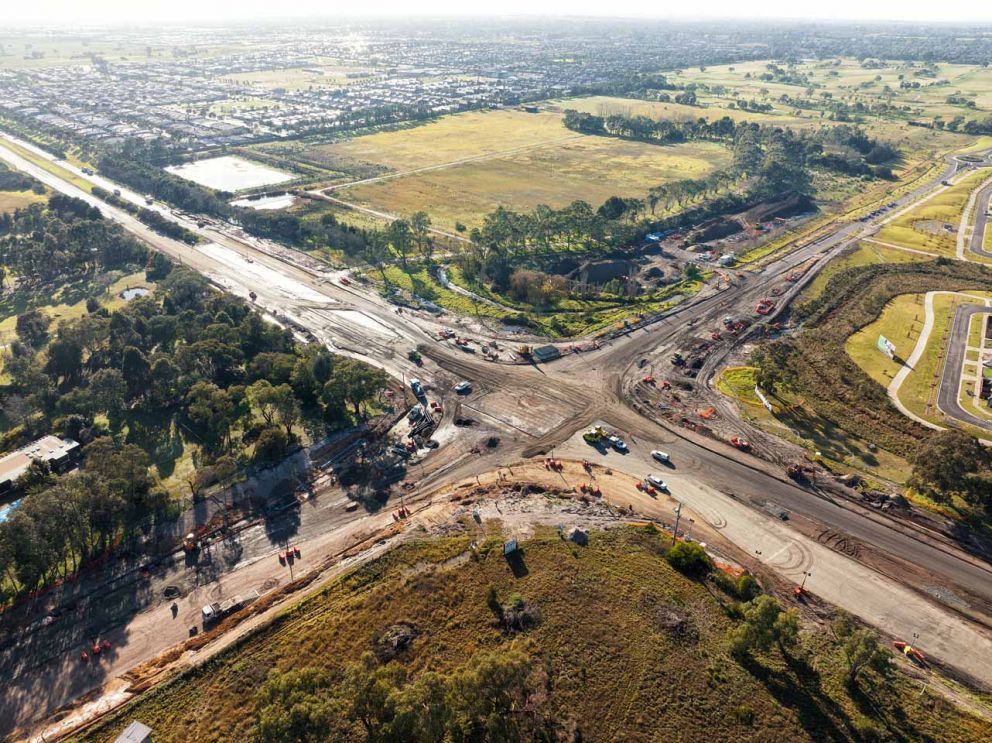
[937,302,992,432]
[969,181,992,259]
[4,128,992,733]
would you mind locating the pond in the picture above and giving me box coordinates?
[120,287,151,300]
[165,155,294,193]
[230,192,298,210]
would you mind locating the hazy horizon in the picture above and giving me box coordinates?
[2,1,990,26]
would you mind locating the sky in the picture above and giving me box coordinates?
[2,0,990,25]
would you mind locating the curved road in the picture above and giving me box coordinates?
[938,302,992,432]
[3,129,992,735]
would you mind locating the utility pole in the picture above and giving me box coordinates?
[672,501,683,546]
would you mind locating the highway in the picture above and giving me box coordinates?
[3,129,992,737]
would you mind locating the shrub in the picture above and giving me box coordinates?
[665,541,713,578]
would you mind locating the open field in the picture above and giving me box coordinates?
[875,169,992,257]
[0,188,45,213]
[803,242,930,301]
[847,291,992,441]
[339,136,728,230]
[300,109,582,172]
[216,65,374,90]
[676,59,992,127]
[79,525,992,743]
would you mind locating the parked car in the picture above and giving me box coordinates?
[646,474,668,490]
[651,450,671,463]
[410,379,424,397]
[608,436,628,452]
[455,381,472,394]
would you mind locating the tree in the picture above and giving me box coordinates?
[410,211,433,265]
[88,368,127,425]
[44,336,84,384]
[16,310,50,347]
[121,346,151,400]
[185,382,236,447]
[254,426,289,466]
[322,359,387,419]
[254,667,342,743]
[248,380,299,436]
[386,219,413,269]
[730,595,800,658]
[666,540,713,578]
[910,429,989,500]
[832,611,892,687]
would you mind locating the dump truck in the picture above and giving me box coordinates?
[201,589,260,625]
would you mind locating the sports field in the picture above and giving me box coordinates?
[311,108,731,229]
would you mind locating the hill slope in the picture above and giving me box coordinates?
[81,524,991,742]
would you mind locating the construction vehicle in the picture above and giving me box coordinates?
[893,641,927,666]
[671,352,686,368]
[786,463,816,483]
[201,589,260,626]
[517,344,532,358]
[182,533,199,552]
[407,349,423,366]
[756,298,776,315]
[730,436,751,452]
[582,426,609,445]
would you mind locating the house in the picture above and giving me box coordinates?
[115,721,153,743]
[0,436,80,496]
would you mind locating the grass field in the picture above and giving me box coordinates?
[0,138,93,193]
[847,291,992,442]
[715,366,910,483]
[804,242,930,301]
[675,59,992,128]
[283,107,731,230]
[0,189,45,213]
[80,525,992,743]
[217,65,373,90]
[874,170,992,257]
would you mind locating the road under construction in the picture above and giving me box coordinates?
[2,130,992,739]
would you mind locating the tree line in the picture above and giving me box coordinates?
[96,141,375,257]
[0,196,147,287]
[563,110,899,181]
[0,200,389,599]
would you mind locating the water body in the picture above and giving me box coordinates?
[119,287,150,300]
[165,155,294,193]
[230,192,298,210]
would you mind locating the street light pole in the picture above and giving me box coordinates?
[800,570,812,591]
[672,501,683,546]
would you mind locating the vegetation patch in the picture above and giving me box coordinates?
[81,527,992,743]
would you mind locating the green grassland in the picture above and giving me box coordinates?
[846,291,992,443]
[375,263,698,338]
[874,170,991,257]
[81,526,992,743]
[715,366,910,484]
[676,58,992,127]
[804,242,930,301]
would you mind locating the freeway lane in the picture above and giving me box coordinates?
[560,430,992,689]
[4,127,992,695]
